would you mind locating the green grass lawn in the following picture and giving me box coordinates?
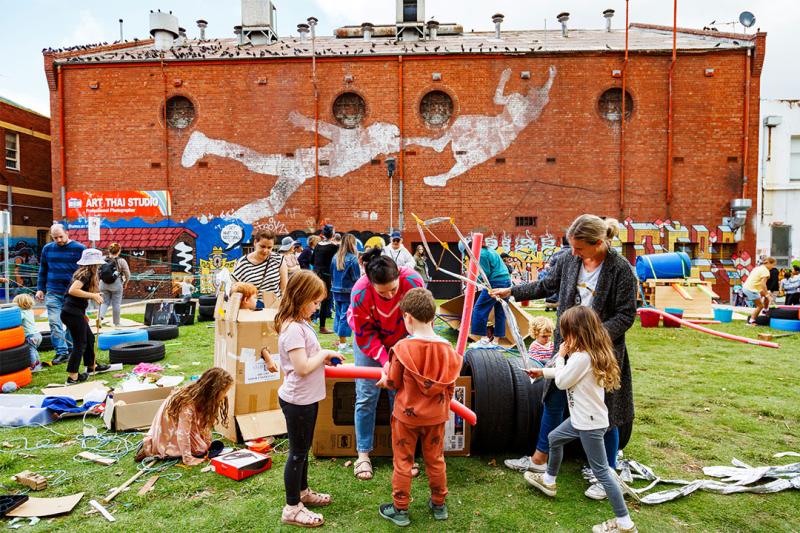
[1,311,799,532]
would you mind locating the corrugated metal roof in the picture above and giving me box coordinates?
[54,24,754,66]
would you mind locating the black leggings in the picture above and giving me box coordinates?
[279,398,319,505]
[319,274,332,328]
[60,311,95,374]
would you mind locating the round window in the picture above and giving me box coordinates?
[420,90,454,127]
[332,92,366,129]
[598,88,633,122]
[165,96,195,129]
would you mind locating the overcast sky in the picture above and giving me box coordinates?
[0,0,796,117]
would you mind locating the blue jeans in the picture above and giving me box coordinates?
[536,388,620,468]
[45,292,72,356]
[333,296,352,338]
[354,340,395,453]
[26,333,42,366]
[471,278,511,338]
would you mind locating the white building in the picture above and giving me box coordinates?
[757,99,800,267]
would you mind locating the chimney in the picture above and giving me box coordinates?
[557,12,570,38]
[361,22,374,41]
[175,27,187,46]
[241,0,278,45]
[603,9,615,32]
[234,25,244,45]
[492,13,504,39]
[196,19,208,40]
[426,19,440,40]
[149,10,180,51]
[297,23,310,40]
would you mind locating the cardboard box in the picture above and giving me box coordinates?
[211,449,272,481]
[214,291,287,442]
[438,294,534,347]
[312,376,471,457]
[102,387,174,431]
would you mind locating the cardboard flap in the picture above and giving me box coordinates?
[112,387,173,404]
[223,292,242,337]
[236,410,287,441]
[41,381,108,401]
[260,290,280,309]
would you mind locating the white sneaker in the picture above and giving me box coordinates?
[592,518,638,533]
[524,472,557,497]
[585,482,607,500]
[503,456,547,473]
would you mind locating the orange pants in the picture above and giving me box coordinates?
[391,416,448,510]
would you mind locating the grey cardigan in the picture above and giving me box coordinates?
[511,247,637,427]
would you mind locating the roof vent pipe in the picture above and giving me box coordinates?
[234,24,244,45]
[176,27,187,46]
[297,23,310,40]
[426,19,440,40]
[307,16,318,40]
[196,19,207,40]
[149,10,180,51]
[557,12,570,38]
[492,13,504,39]
[361,22,374,41]
[603,9,615,32]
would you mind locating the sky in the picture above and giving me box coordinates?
[1,0,797,118]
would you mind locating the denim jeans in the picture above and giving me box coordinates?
[332,296,352,338]
[470,278,512,338]
[354,340,395,453]
[44,292,72,356]
[26,333,42,366]
[547,418,629,519]
[536,387,620,468]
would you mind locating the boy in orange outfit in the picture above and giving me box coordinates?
[377,288,463,526]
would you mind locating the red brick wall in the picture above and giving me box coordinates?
[46,43,764,254]
[0,101,53,229]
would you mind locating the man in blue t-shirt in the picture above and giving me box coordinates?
[35,224,86,364]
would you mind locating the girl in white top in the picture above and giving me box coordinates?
[275,270,344,528]
[524,306,638,533]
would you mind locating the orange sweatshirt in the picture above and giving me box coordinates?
[387,335,463,426]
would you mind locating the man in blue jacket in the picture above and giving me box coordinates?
[35,224,85,364]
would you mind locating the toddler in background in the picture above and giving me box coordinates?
[14,294,42,372]
[231,282,278,372]
[527,315,554,364]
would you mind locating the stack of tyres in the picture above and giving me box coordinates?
[769,306,800,331]
[198,295,217,322]
[0,307,32,389]
[462,347,633,455]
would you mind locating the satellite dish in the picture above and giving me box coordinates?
[739,11,756,28]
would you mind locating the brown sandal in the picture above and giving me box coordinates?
[281,503,324,528]
[354,458,373,481]
[301,488,332,507]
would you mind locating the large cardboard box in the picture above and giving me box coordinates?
[438,294,534,347]
[214,291,287,442]
[312,376,471,457]
[103,387,175,431]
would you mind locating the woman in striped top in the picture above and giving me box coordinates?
[232,229,288,298]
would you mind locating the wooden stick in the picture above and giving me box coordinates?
[89,499,116,522]
[103,469,146,503]
[77,451,116,466]
[137,474,159,496]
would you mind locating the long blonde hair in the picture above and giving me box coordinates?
[335,234,358,270]
[567,214,619,246]
[275,270,326,334]
[558,306,620,391]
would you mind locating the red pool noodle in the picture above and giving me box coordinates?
[324,365,477,426]
[638,308,779,349]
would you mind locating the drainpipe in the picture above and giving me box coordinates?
[666,0,677,208]
[742,48,751,200]
[58,65,67,219]
[160,57,170,194]
[619,0,629,218]
[309,17,320,223]
[398,55,404,231]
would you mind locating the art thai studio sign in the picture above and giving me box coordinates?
[66,191,172,218]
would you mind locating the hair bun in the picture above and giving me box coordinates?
[605,218,620,240]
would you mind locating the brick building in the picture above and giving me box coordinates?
[42,2,766,299]
[0,96,54,290]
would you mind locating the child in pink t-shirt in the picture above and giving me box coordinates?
[276,271,344,528]
[527,316,555,364]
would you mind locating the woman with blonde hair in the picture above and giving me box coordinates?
[330,234,360,352]
[494,214,637,502]
[98,242,131,327]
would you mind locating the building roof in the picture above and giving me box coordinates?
[70,227,196,250]
[53,24,755,66]
[0,96,49,119]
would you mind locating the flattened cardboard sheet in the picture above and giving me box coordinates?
[6,493,84,517]
[40,381,108,401]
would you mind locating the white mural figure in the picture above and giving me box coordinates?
[406,66,556,187]
[181,112,399,222]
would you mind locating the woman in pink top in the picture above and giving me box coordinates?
[276,271,344,528]
[136,367,233,466]
[348,247,424,481]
